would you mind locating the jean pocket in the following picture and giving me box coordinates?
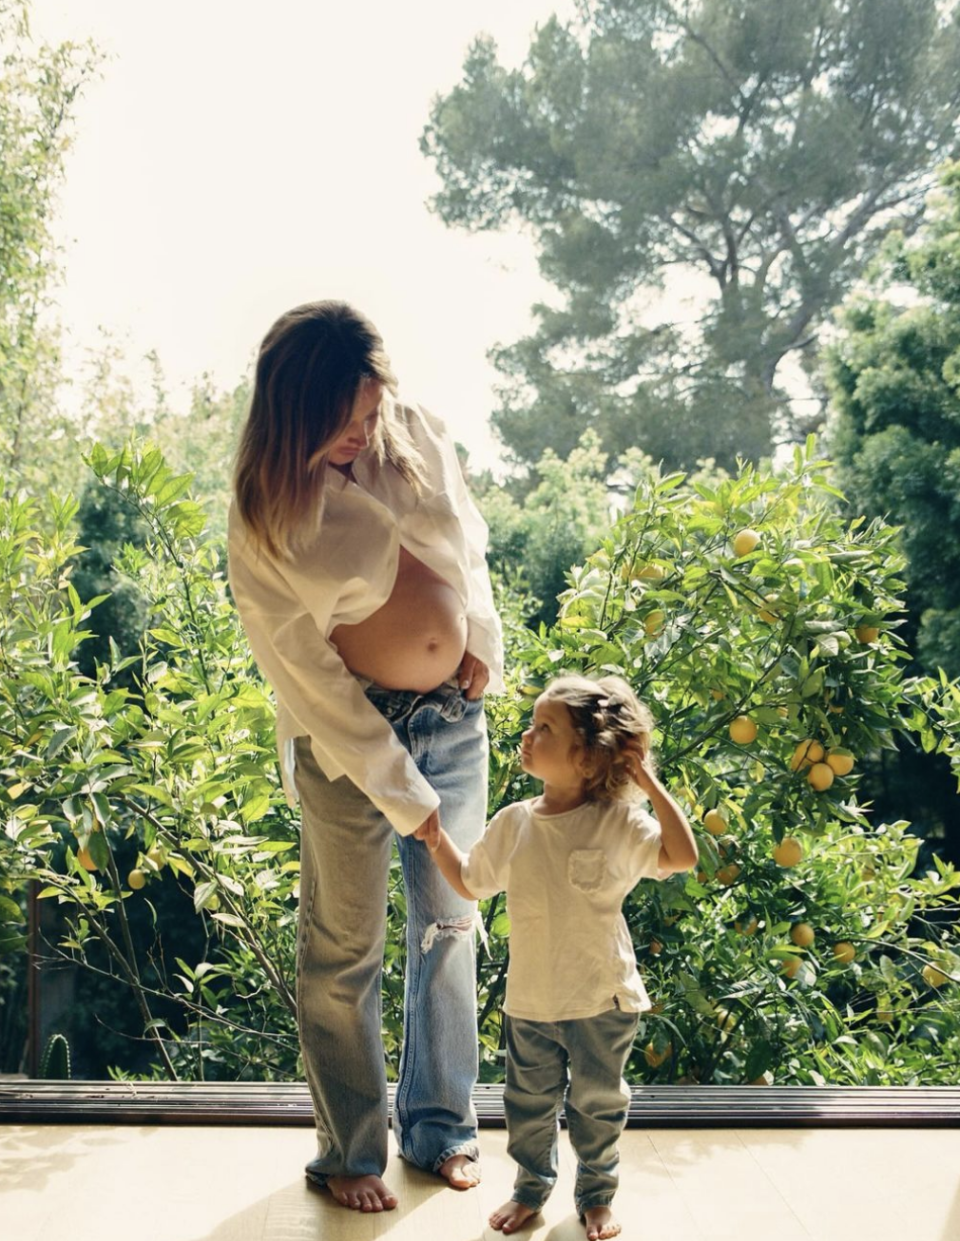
[568,848,607,893]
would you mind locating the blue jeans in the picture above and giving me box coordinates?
[504,1008,639,1216]
[294,681,487,1183]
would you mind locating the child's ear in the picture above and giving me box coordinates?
[573,747,596,779]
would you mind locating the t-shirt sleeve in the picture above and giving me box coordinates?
[460,806,516,899]
[623,803,663,881]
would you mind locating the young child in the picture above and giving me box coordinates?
[415,674,698,1240]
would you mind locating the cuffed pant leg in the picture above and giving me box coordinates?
[294,737,394,1182]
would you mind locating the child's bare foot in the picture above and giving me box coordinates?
[583,1205,621,1240]
[439,1152,482,1189]
[489,1199,538,1234]
[326,1174,398,1211]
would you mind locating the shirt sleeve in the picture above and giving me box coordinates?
[405,404,504,693]
[452,461,504,693]
[623,803,663,882]
[460,806,516,899]
[228,520,440,836]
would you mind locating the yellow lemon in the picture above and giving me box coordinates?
[807,762,835,791]
[644,609,666,637]
[772,837,803,867]
[729,715,757,744]
[789,739,824,771]
[703,810,727,836]
[758,593,779,622]
[127,868,146,890]
[922,963,950,989]
[644,1041,672,1069]
[825,748,855,776]
[733,528,761,557]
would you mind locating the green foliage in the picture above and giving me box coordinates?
[482,439,960,1084]
[2,438,958,1086]
[423,0,960,473]
[0,2,101,499]
[0,444,299,1080]
[827,161,960,679]
[478,429,613,626]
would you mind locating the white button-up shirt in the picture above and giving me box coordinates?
[228,401,504,836]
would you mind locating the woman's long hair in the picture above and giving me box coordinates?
[234,300,425,558]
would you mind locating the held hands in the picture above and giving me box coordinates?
[457,651,489,701]
[414,808,441,852]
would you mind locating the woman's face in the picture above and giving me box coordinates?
[326,381,383,467]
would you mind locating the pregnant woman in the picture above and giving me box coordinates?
[228,301,503,1213]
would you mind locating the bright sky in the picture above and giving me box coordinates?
[29,0,577,472]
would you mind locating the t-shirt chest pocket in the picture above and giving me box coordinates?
[568,848,607,893]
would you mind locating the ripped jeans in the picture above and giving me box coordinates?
[294,681,487,1183]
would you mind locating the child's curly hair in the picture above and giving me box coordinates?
[541,674,656,803]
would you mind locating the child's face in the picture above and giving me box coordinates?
[520,696,586,788]
[326,381,383,467]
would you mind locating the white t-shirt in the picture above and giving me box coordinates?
[228,399,504,836]
[461,798,663,1022]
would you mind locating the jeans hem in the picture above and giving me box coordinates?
[577,1193,616,1215]
[431,1139,481,1174]
[304,1165,328,1189]
[512,1189,549,1211]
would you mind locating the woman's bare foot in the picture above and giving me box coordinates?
[489,1199,538,1234]
[326,1174,398,1212]
[439,1152,482,1189]
[583,1205,621,1239]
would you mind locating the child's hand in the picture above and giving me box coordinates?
[414,809,441,852]
[622,741,658,794]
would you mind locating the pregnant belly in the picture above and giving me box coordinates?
[330,546,468,692]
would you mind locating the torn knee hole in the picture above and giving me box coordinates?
[421,914,476,953]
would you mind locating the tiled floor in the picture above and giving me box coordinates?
[2,1123,959,1240]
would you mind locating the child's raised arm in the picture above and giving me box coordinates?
[414,817,476,902]
[622,742,699,876]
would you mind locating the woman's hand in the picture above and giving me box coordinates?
[414,808,441,851]
[457,652,490,701]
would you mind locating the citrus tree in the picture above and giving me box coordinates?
[3,438,958,1085]
[482,439,960,1084]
